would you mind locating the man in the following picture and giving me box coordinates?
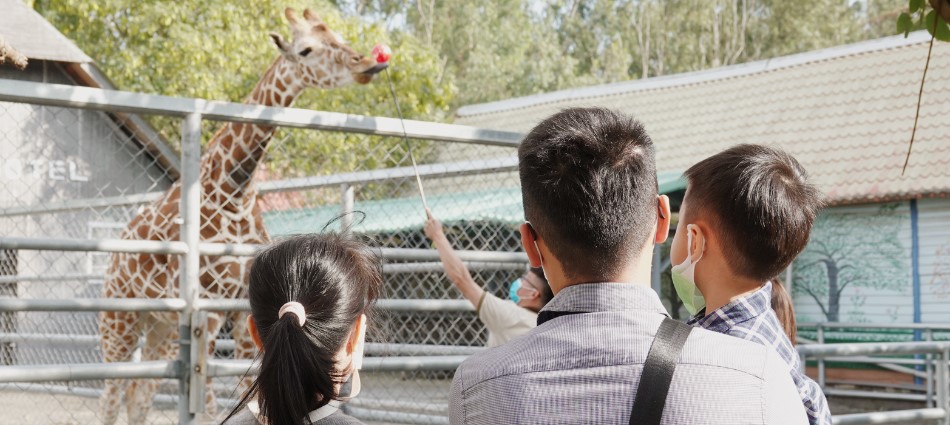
[449,108,806,424]
[425,210,553,346]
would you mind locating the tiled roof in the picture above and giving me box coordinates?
[455,32,950,206]
[0,0,91,63]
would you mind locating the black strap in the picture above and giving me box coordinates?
[629,317,692,425]
[536,309,582,326]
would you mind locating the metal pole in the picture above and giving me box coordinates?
[929,329,936,407]
[818,324,826,389]
[938,348,949,425]
[189,310,208,414]
[341,184,355,233]
[178,112,202,425]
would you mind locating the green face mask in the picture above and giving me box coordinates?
[671,224,706,316]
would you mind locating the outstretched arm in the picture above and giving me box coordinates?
[424,209,485,308]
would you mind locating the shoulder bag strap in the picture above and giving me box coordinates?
[629,317,693,425]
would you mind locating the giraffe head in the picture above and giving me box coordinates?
[270,8,387,88]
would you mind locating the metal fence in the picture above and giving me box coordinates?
[0,78,525,425]
[796,340,950,425]
[2,78,949,425]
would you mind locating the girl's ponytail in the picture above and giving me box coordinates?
[770,278,797,345]
[222,234,383,425]
[256,311,337,425]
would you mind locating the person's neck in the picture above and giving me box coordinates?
[548,253,654,293]
[700,273,764,314]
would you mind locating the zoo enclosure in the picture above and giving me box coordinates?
[1,79,949,425]
[0,78,526,425]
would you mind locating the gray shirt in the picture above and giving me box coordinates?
[449,282,807,425]
[223,403,363,425]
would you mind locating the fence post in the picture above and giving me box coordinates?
[939,348,949,425]
[817,324,826,389]
[341,184,355,233]
[178,112,202,425]
[189,310,208,414]
[929,329,936,407]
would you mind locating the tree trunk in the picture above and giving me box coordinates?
[823,259,840,322]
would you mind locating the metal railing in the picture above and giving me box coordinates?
[2,79,947,425]
[796,340,950,425]
[0,79,524,424]
[798,322,950,409]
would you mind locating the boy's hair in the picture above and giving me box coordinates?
[519,107,657,280]
[683,144,822,281]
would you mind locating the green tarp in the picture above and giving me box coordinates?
[264,171,685,236]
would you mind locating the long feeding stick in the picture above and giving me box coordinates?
[383,66,429,213]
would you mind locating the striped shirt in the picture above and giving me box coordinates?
[450,282,807,424]
[688,281,832,425]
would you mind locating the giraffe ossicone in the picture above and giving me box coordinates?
[98,7,387,424]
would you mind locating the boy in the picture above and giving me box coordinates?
[670,144,830,424]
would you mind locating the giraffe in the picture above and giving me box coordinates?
[98,8,388,424]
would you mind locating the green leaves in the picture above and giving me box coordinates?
[910,0,924,13]
[926,9,950,41]
[33,0,455,187]
[898,12,914,36]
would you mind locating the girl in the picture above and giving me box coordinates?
[223,233,383,425]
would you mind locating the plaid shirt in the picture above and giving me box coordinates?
[688,282,832,425]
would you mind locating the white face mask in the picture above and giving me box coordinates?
[337,314,366,402]
[671,224,706,316]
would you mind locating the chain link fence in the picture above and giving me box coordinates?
[0,77,525,424]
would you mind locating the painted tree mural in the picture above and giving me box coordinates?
[793,205,909,322]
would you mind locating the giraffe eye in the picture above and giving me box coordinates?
[299,48,312,57]
[351,56,360,63]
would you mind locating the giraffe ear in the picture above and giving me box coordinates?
[284,8,301,26]
[270,32,291,54]
[303,9,323,24]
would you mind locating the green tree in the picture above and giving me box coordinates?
[30,0,455,189]
[345,0,914,108]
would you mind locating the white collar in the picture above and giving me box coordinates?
[247,399,342,424]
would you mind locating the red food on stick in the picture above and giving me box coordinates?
[372,43,392,64]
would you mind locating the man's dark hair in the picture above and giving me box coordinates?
[529,267,554,305]
[683,144,823,281]
[519,107,658,280]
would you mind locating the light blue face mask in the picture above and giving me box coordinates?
[509,278,523,303]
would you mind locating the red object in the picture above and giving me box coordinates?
[372,44,392,63]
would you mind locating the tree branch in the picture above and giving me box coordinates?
[802,285,830,318]
[902,17,938,175]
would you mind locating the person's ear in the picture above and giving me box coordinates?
[655,195,671,244]
[687,224,706,261]
[346,314,367,355]
[519,222,543,268]
[247,315,263,351]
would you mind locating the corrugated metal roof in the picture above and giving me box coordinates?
[0,0,91,63]
[265,171,686,235]
[455,31,950,206]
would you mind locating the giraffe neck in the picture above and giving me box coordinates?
[199,57,306,212]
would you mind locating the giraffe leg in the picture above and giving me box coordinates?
[127,315,178,424]
[99,309,141,425]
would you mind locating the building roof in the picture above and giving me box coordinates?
[266,171,686,234]
[0,0,180,179]
[456,32,950,206]
[0,0,91,63]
